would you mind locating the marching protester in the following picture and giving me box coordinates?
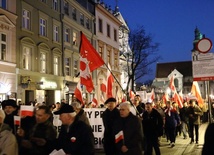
[142,102,163,155]
[102,97,120,155]
[0,109,18,155]
[17,105,57,155]
[113,102,144,155]
[187,100,203,144]
[164,101,181,147]
[179,101,189,139]
[71,101,90,125]
[53,104,95,155]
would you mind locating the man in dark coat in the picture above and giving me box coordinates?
[54,104,95,155]
[113,102,144,155]
[102,97,120,155]
[142,102,163,155]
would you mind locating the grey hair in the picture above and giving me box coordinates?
[119,101,131,110]
[70,102,81,109]
[68,111,77,117]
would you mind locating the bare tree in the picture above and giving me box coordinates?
[121,26,160,94]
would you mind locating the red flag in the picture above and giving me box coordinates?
[14,116,21,126]
[115,130,124,143]
[169,76,176,92]
[129,90,135,100]
[100,79,107,93]
[150,88,155,101]
[191,81,204,107]
[92,94,98,107]
[74,81,84,104]
[79,32,104,93]
[162,92,169,104]
[173,91,183,108]
[107,63,114,98]
[20,105,34,117]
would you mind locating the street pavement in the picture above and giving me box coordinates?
[95,123,208,155]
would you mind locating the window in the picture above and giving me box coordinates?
[53,25,59,42]
[0,33,6,60]
[40,52,46,73]
[22,9,30,30]
[174,78,178,88]
[39,18,47,36]
[0,0,7,9]
[73,31,77,46]
[98,18,103,33]
[114,51,118,68]
[72,7,76,20]
[86,17,90,29]
[65,57,70,76]
[80,13,84,26]
[52,0,58,11]
[114,29,117,41]
[41,0,47,3]
[65,28,70,43]
[98,46,103,58]
[73,59,78,77]
[64,1,69,15]
[107,49,111,64]
[53,56,59,75]
[107,24,110,37]
[23,47,32,70]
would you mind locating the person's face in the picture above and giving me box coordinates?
[59,113,70,125]
[107,102,116,111]
[35,109,50,124]
[119,105,130,117]
[145,104,153,113]
[4,106,16,115]
[190,101,195,107]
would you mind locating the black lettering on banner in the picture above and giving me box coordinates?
[95,111,99,118]
[91,125,102,132]
[94,137,104,145]
[87,111,93,118]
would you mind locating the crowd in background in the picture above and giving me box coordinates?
[0,95,211,155]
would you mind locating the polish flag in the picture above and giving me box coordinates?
[74,81,83,104]
[80,32,105,93]
[191,81,204,107]
[173,91,183,108]
[14,116,21,126]
[115,130,124,143]
[129,90,135,101]
[169,76,176,92]
[150,88,155,101]
[162,92,169,104]
[20,105,34,117]
[107,63,114,98]
[100,79,107,93]
[92,94,98,107]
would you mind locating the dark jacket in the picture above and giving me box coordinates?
[113,112,144,155]
[202,123,214,155]
[102,107,120,154]
[142,108,163,137]
[165,108,180,128]
[57,118,95,155]
[179,106,188,123]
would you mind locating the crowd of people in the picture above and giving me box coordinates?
[0,96,209,155]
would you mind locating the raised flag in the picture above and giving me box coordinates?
[14,116,21,126]
[162,92,169,104]
[100,79,107,93]
[173,91,183,108]
[107,63,114,98]
[150,88,155,101]
[191,81,204,107]
[80,32,105,93]
[20,105,34,117]
[74,81,83,104]
[169,76,176,92]
[92,94,98,108]
[129,90,135,101]
[115,130,124,143]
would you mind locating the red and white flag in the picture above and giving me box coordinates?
[150,88,155,101]
[162,92,169,104]
[107,63,114,98]
[129,90,135,101]
[169,76,176,92]
[14,116,21,126]
[92,94,98,108]
[173,91,183,108]
[100,79,107,93]
[191,81,204,107]
[115,130,124,143]
[80,32,105,93]
[20,105,34,117]
[74,81,83,104]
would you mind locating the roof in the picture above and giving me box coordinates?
[156,61,192,78]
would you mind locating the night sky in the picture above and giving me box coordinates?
[105,0,214,82]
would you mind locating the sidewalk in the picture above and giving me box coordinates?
[95,123,208,155]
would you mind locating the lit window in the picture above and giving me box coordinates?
[40,52,46,73]
[0,33,6,60]
[65,57,70,76]
[53,56,59,75]
[98,46,103,58]
[73,31,77,46]
[22,9,30,30]
[23,47,32,70]
[39,18,47,36]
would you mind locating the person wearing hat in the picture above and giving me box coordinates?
[0,109,18,155]
[1,99,18,133]
[102,97,120,155]
[53,104,95,155]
